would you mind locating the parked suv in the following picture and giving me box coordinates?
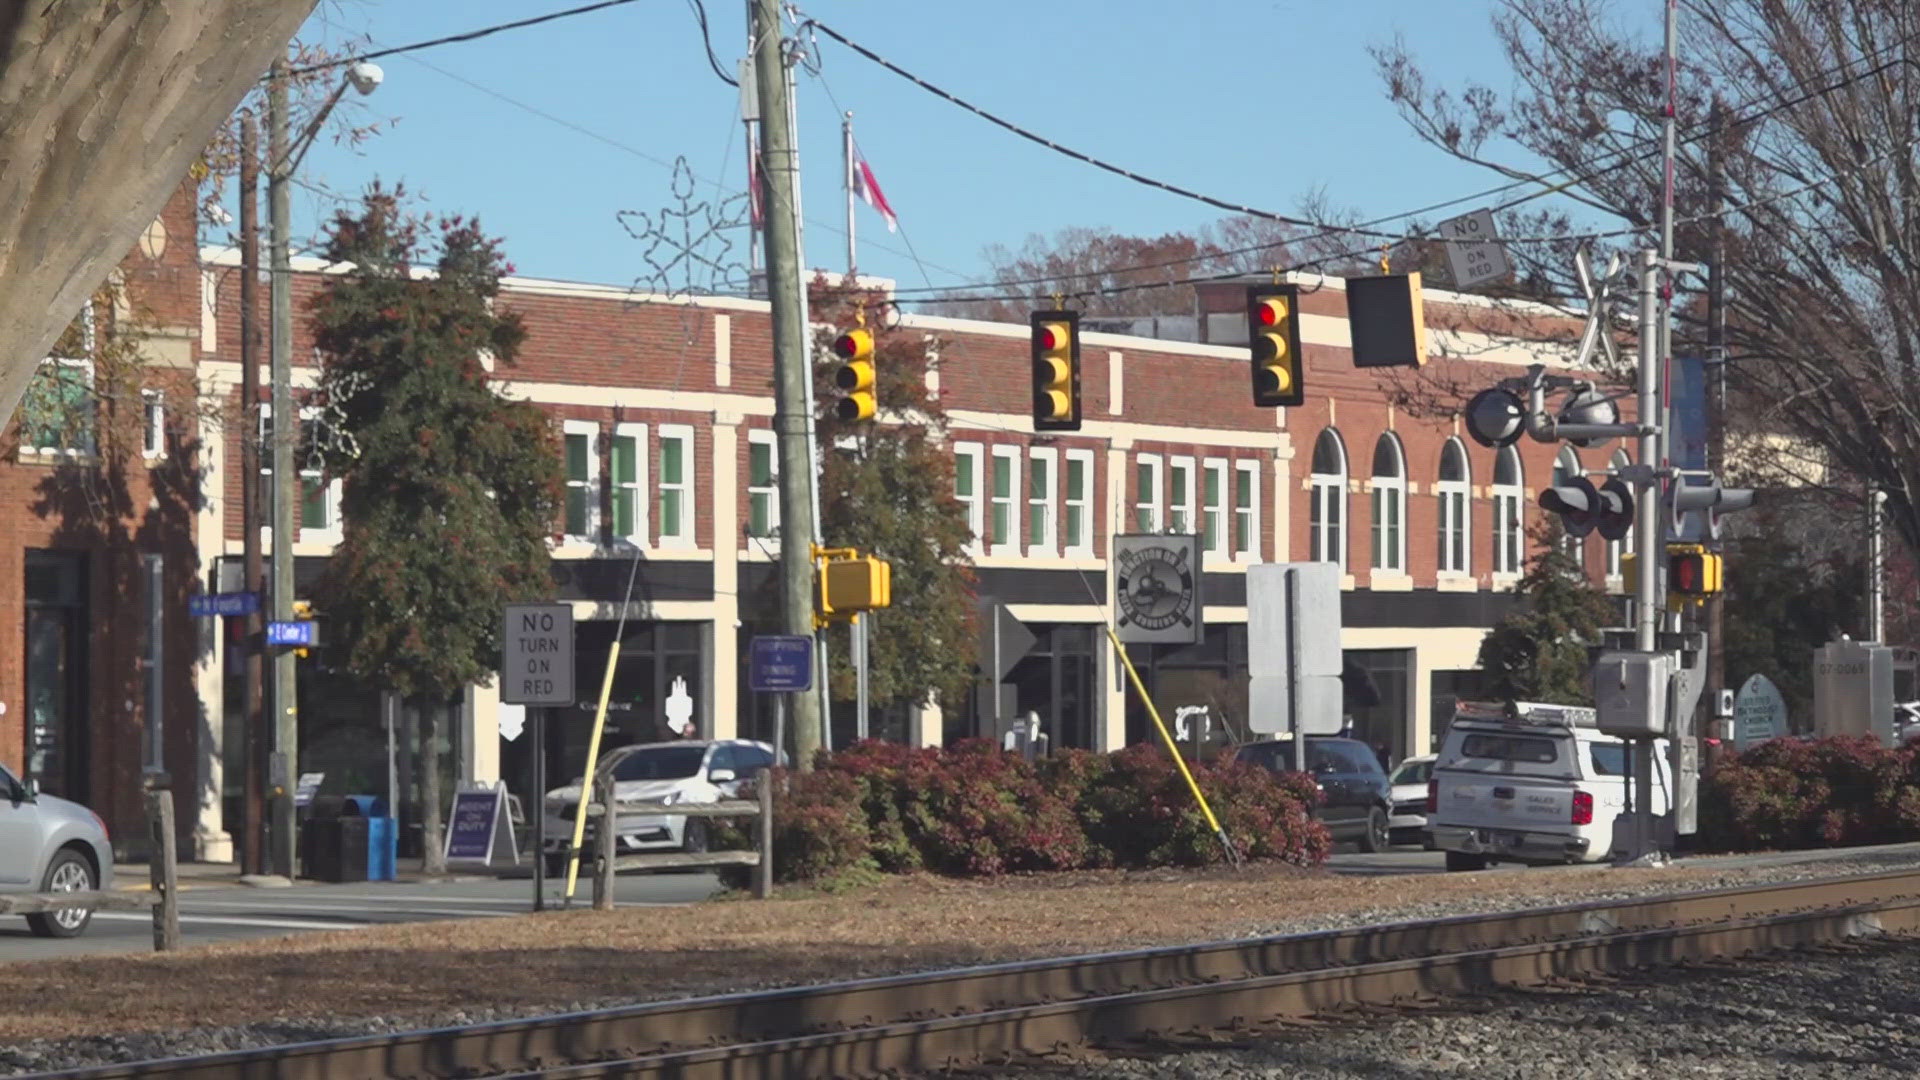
[0,762,113,938]
[1231,736,1393,852]
[542,739,777,874]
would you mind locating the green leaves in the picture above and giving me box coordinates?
[1476,518,1618,707]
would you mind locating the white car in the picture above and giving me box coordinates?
[542,739,776,874]
[1386,755,1436,847]
[0,763,114,938]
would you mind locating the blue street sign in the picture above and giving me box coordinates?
[749,635,813,692]
[266,621,317,648]
[188,592,260,618]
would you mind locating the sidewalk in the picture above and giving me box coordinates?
[109,855,523,890]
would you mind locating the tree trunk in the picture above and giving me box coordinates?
[418,697,446,875]
[0,2,317,427]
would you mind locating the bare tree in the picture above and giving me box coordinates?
[0,2,317,432]
[1373,0,1920,558]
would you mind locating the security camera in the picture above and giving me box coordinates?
[347,61,384,96]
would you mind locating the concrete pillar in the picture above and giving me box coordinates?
[464,680,501,784]
[191,397,232,862]
[908,701,943,747]
[711,412,742,739]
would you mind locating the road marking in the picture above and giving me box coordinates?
[92,912,374,932]
[182,903,518,919]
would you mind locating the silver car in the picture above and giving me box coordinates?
[0,762,113,937]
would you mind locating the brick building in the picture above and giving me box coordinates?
[2,190,1632,856]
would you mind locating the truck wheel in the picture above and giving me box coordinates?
[27,849,96,938]
[1359,807,1390,853]
[1445,850,1487,873]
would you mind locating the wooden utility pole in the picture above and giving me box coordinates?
[751,0,824,767]
[238,111,266,877]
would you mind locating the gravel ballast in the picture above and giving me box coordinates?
[7,849,1920,1076]
[978,939,1920,1079]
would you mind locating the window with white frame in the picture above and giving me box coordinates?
[1370,434,1406,573]
[657,424,695,547]
[1553,447,1584,559]
[19,357,95,455]
[1201,458,1228,558]
[1168,456,1196,535]
[989,444,1020,552]
[611,422,648,545]
[562,420,598,542]
[1436,439,1471,576]
[1493,445,1524,575]
[1308,429,1347,568]
[257,403,341,542]
[1063,449,1094,555]
[1233,459,1261,562]
[141,389,165,459]
[1026,447,1057,554]
[954,442,985,549]
[747,429,779,542]
[1606,449,1632,577]
[1134,454,1163,533]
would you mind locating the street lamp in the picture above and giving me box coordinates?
[264,57,382,880]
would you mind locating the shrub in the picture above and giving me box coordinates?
[1698,735,1916,851]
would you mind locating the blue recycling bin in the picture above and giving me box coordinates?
[344,795,397,882]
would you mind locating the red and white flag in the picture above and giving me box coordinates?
[853,155,898,233]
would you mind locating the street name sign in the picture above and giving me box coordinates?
[502,602,575,706]
[189,592,259,618]
[749,634,813,692]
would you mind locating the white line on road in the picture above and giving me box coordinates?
[93,912,374,932]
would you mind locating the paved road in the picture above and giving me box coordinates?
[0,871,722,963]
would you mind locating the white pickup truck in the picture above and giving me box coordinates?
[1427,701,1671,871]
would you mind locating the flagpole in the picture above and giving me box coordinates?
[844,111,856,281]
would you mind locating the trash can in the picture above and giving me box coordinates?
[345,795,396,882]
[300,795,369,883]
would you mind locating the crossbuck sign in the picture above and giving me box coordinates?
[501,602,575,706]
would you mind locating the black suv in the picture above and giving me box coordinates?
[1230,737,1393,852]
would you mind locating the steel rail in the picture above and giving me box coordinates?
[20,867,1920,1080]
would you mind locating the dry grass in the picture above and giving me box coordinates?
[0,862,1764,1041]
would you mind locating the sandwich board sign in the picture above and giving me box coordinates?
[445,781,519,866]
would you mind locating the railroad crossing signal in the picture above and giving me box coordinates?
[1247,284,1304,408]
[1539,475,1635,540]
[830,327,876,422]
[1030,310,1081,432]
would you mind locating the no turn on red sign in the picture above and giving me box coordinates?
[501,602,575,706]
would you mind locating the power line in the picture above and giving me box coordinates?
[283,0,647,78]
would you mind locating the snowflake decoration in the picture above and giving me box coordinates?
[618,157,752,302]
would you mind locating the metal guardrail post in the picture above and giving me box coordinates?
[755,776,773,900]
[146,785,179,952]
[593,774,615,912]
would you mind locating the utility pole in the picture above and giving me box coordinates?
[1704,95,1728,760]
[267,58,298,877]
[238,110,266,877]
[1870,488,1887,642]
[752,0,824,766]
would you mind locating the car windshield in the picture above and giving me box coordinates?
[1390,759,1431,785]
[612,746,707,781]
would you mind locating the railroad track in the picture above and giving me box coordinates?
[23,868,1920,1080]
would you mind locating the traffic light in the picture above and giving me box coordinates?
[1030,310,1081,431]
[291,600,316,658]
[1667,543,1723,597]
[1539,475,1635,540]
[1346,272,1427,368]
[830,327,876,422]
[1247,284,1304,407]
[1668,479,1755,541]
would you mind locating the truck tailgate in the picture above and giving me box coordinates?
[1435,771,1573,833]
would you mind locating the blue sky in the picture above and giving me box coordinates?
[275,0,1621,298]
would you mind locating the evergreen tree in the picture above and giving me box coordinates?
[309,186,563,871]
[1476,519,1618,706]
[804,283,978,729]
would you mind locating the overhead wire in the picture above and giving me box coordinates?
[283,0,647,78]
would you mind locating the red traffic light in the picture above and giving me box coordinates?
[1036,324,1069,351]
[1255,297,1288,327]
[832,328,873,360]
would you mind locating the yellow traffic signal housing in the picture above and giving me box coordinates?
[831,328,876,422]
[1030,310,1081,431]
[814,547,892,625]
[1346,272,1428,368]
[1247,285,1304,407]
[291,600,315,658]
[1667,543,1723,598]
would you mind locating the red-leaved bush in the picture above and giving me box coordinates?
[1699,734,1920,851]
[729,740,1329,886]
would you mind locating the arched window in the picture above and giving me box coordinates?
[1492,445,1524,575]
[1553,447,1584,558]
[1370,434,1406,573]
[1436,439,1470,576]
[1308,429,1347,569]
[1606,449,1633,578]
